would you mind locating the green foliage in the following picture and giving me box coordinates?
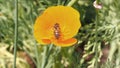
[0,0,120,68]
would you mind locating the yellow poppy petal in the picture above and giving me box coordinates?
[42,6,81,40]
[52,38,77,47]
[34,16,54,39]
[34,6,81,47]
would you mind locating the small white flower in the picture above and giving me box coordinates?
[93,1,102,9]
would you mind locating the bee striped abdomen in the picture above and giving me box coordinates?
[54,23,61,39]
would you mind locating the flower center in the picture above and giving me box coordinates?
[53,23,61,39]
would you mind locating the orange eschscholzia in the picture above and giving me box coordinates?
[34,6,81,47]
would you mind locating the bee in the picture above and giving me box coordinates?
[53,23,61,39]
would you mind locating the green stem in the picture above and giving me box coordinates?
[41,44,53,68]
[57,0,61,5]
[13,0,18,68]
[95,10,99,68]
[29,2,40,68]
[34,43,40,68]
[67,0,77,6]
[62,0,68,5]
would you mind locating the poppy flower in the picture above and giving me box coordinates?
[34,6,81,47]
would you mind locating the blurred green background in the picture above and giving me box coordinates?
[0,0,120,68]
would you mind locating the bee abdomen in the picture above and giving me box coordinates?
[54,23,61,39]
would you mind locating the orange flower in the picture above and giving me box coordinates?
[34,6,81,47]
